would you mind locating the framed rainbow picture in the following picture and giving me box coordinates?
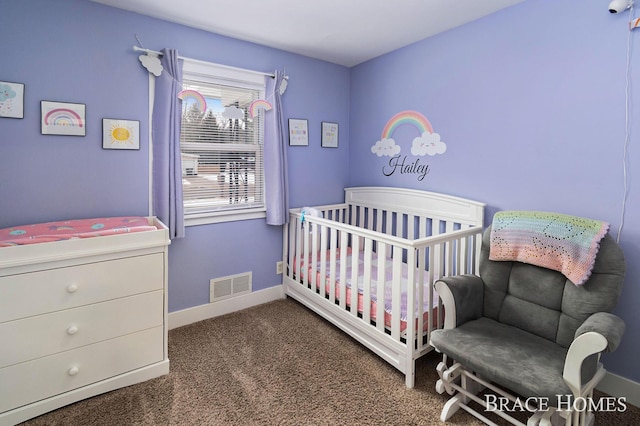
[102,118,140,150]
[41,101,86,136]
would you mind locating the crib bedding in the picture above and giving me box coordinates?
[0,216,157,247]
[294,248,438,332]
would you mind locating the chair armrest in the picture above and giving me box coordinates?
[563,313,625,397]
[434,275,484,329]
[575,312,625,353]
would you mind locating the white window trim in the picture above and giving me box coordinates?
[180,58,268,226]
[185,208,266,226]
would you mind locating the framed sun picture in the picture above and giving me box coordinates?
[0,81,25,119]
[102,118,140,150]
[41,101,86,136]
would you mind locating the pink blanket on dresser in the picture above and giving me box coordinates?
[0,216,157,247]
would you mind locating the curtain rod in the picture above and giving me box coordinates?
[132,46,276,78]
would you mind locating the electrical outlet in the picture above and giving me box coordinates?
[276,261,283,275]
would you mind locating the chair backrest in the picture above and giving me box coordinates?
[479,226,625,348]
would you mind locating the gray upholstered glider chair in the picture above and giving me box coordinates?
[430,212,625,426]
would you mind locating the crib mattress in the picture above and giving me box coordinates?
[294,248,439,332]
[0,216,157,247]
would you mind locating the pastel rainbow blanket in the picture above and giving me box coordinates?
[489,211,610,285]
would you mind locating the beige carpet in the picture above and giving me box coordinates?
[22,298,639,425]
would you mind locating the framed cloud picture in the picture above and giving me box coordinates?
[0,81,25,119]
[41,101,86,136]
[102,118,140,150]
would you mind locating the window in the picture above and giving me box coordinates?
[180,59,266,225]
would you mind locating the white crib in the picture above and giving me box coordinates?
[283,187,485,388]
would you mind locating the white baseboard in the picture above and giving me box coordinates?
[168,285,285,330]
[597,371,640,408]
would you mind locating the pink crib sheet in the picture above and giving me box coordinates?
[0,216,157,247]
[294,248,439,332]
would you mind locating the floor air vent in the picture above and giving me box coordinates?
[210,272,252,302]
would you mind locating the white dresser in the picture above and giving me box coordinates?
[0,217,170,426]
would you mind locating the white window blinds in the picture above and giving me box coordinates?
[180,60,266,220]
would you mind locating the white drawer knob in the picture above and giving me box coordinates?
[66,284,78,293]
[68,366,79,376]
[67,325,79,335]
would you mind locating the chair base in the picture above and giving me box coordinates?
[435,355,597,426]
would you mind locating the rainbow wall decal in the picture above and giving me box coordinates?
[249,99,272,118]
[178,89,207,112]
[381,110,433,139]
[44,108,84,127]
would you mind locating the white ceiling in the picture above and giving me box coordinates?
[89,0,524,67]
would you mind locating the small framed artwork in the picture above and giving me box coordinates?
[41,101,86,136]
[288,118,309,146]
[0,81,25,119]
[321,121,339,148]
[102,118,140,150]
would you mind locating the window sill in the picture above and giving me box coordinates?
[185,208,266,226]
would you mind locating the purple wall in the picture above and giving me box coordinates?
[1,0,350,312]
[2,0,638,384]
[349,0,639,382]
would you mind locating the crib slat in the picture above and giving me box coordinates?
[283,220,288,277]
[433,219,442,236]
[397,212,404,239]
[457,234,465,276]
[459,233,468,274]
[445,222,455,276]
[408,214,415,240]
[311,222,319,292]
[339,230,348,309]
[375,208,383,234]
[472,233,480,274]
[405,247,416,371]
[427,244,439,330]
[318,225,327,297]
[328,227,337,304]
[445,221,455,233]
[391,249,402,340]
[350,234,360,318]
[375,242,386,332]
[445,238,453,278]
[417,246,426,351]
[303,223,310,288]
[350,205,357,227]
[419,216,428,239]
[286,220,294,280]
[385,210,393,237]
[362,238,373,323]
[294,217,302,282]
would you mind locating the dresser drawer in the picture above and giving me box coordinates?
[0,326,164,414]
[0,253,164,323]
[0,291,164,368]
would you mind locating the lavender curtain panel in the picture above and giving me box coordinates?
[152,49,185,239]
[264,70,289,226]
